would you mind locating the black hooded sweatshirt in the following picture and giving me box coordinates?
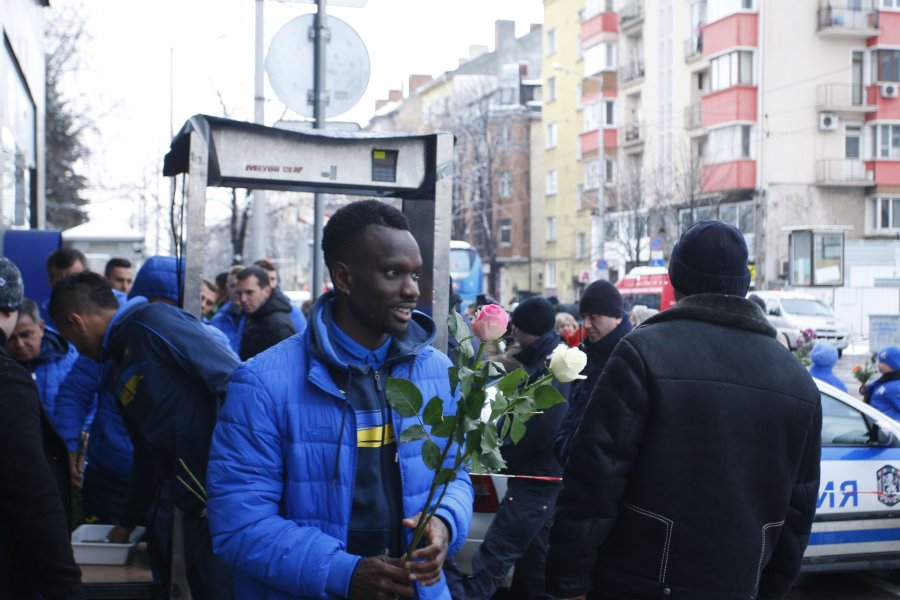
[240,288,296,360]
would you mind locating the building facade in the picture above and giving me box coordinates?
[544,0,900,304]
[0,0,48,231]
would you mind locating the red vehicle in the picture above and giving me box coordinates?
[614,266,676,312]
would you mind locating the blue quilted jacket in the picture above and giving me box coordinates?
[210,301,243,354]
[26,329,79,416]
[207,293,473,600]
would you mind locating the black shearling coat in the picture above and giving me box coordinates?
[547,294,822,600]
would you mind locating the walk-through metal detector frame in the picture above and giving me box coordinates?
[154,115,454,599]
[162,114,454,350]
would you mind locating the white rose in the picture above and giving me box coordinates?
[548,344,588,383]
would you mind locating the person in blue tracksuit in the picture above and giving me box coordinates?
[867,346,900,420]
[50,272,239,600]
[5,298,78,415]
[206,200,473,600]
[808,342,847,392]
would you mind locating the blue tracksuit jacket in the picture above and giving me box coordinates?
[206,292,473,600]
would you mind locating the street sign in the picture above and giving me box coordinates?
[651,236,663,251]
[596,259,608,270]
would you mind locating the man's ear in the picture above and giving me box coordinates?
[331,262,352,295]
[66,312,87,334]
[38,320,46,334]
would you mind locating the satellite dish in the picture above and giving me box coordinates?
[266,14,370,119]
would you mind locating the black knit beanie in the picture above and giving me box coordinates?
[669,220,751,297]
[0,257,24,312]
[578,280,623,318]
[511,296,556,336]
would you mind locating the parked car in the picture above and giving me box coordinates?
[750,290,850,354]
[615,266,676,312]
[458,379,900,576]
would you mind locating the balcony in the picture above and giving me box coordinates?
[816,83,877,112]
[581,11,618,40]
[815,159,874,187]
[816,4,879,37]
[684,103,703,131]
[580,130,600,156]
[622,121,644,153]
[684,35,703,63]
[702,160,756,193]
[620,61,645,88]
[620,1,644,31]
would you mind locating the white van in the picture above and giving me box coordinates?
[750,291,850,354]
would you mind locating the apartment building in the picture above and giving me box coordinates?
[544,0,900,302]
[367,21,543,305]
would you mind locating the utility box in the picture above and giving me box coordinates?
[869,314,900,354]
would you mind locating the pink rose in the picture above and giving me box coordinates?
[471,304,509,342]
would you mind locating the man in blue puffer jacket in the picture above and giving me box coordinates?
[5,298,79,415]
[207,200,473,600]
[210,265,246,354]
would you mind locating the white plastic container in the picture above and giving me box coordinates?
[70,524,146,565]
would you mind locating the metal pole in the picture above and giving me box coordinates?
[312,0,327,299]
[252,0,267,262]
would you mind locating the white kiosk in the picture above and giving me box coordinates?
[162,115,455,350]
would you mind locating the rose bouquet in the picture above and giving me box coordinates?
[793,328,818,367]
[852,353,877,385]
[386,304,586,560]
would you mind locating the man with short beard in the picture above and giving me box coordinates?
[207,200,473,600]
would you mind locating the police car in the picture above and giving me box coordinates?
[459,379,900,576]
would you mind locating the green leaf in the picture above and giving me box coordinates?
[400,424,427,443]
[497,368,528,396]
[386,378,423,418]
[459,337,475,361]
[510,416,527,444]
[466,429,482,457]
[499,416,511,441]
[464,387,486,419]
[487,361,505,377]
[422,439,442,470]
[534,384,567,410]
[448,366,460,396]
[423,397,444,427]
[479,446,507,472]
[431,416,456,438]
[449,311,471,345]
[434,468,457,485]
[479,422,499,453]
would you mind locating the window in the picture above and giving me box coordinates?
[576,232,587,259]
[546,169,558,195]
[710,50,754,91]
[545,262,558,288]
[546,76,557,102]
[719,201,756,234]
[845,124,862,159]
[874,50,900,82]
[546,122,558,149]
[604,157,616,184]
[546,28,557,55]
[872,124,900,158]
[499,171,512,199]
[872,196,900,231]
[584,159,601,190]
[708,0,756,24]
[679,205,717,234]
[499,219,512,246]
[583,42,617,75]
[790,230,844,286]
[584,102,601,132]
[882,0,899,10]
[821,393,872,446]
[604,100,616,126]
[576,184,585,211]
[604,42,616,70]
[546,217,558,242]
[707,124,755,163]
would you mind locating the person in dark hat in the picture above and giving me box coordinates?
[547,221,822,600]
[552,279,632,465]
[0,257,82,598]
[465,296,570,600]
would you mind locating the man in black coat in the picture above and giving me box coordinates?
[465,297,570,600]
[236,266,295,360]
[0,257,82,599]
[553,280,631,466]
[547,222,822,600]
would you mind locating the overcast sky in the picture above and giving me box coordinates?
[54,0,544,229]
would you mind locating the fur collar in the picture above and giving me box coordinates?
[639,294,776,338]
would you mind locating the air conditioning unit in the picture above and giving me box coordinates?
[882,82,899,99]
[779,259,790,278]
[818,112,839,131]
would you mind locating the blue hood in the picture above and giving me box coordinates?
[810,342,838,368]
[307,290,436,371]
[129,256,184,304]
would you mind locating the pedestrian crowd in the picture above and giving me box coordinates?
[7,207,888,600]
